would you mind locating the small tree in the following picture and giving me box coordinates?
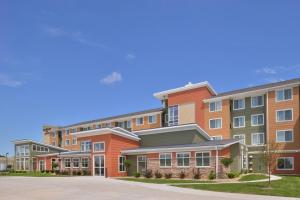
[221,157,233,168]
[261,141,279,187]
[52,161,59,171]
[124,160,131,175]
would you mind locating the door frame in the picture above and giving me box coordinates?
[93,154,105,177]
[137,155,147,173]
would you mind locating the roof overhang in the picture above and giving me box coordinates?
[134,123,211,140]
[72,128,140,141]
[12,139,68,151]
[203,81,300,103]
[153,81,217,100]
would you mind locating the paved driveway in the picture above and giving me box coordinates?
[0,177,297,200]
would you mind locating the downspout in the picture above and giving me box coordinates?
[215,145,219,179]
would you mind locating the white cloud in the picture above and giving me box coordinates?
[0,73,24,87]
[100,72,122,85]
[264,78,285,83]
[255,67,277,74]
[125,54,136,61]
[44,26,106,48]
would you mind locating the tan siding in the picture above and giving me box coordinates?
[178,103,195,125]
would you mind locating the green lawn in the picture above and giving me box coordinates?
[175,176,300,198]
[119,177,212,184]
[0,172,57,177]
[239,174,269,182]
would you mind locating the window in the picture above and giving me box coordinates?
[81,158,89,168]
[209,101,222,112]
[93,142,105,152]
[136,117,144,126]
[276,130,293,142]
[45,147,49,152]
[159,153,171,167]
[16,158,30,171]
[209,118,222,129]
[276,109,293,122]
[64,158,71,168]
[251,114,264,126]
[177,153,190,167]
[137,156,147,173]
[39,160,45,171]
[233,99,245,110]
[80,141,91,152]
[168,105,179,126]
[32,145,36,151]
[41,146,45,152]
[72,158,79,168]
[233,134,246,144]
[119,156,125,172]
[252,133,264,145]
[233,116,245,128]
[211,136,222,140]
[72,138,77,145]
[51,132,56,137]
[251,96,264,107]
[196,152,210,167]
[277,157,294,170]
[65,129,70,135]
[37,146,41,151]
[72,128,77,133]
[96,124,101,129]
[16,145,30,157]
[126,120,131,128]
[148,115,157,124]
[65,139,70,146]
[276,88,292,102]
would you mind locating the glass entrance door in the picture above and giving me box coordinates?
[94,155,105,176]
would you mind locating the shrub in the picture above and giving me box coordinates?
[124,160,131,172]
[164,172,172,179]
[134,172,141,178]
[208,171,216,180]
[221,158,233,168]
[179,171,186,179]
[41,170,45,173]
[144,170,153,178]
[82,170,89,176]
[55,170,60,175]
[77,171,82,176]
[45,170,50,173]
[227,172,240,179]
[62,170,69,175]
[241,169,248,174]
[193,168,201,179]
[154,170,162,179]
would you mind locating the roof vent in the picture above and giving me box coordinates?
[185,82,193,87]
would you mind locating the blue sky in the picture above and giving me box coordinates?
[1,1,300,155]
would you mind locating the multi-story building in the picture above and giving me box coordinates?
[13,78,300,177]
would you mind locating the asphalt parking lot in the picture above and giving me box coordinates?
[0,176,297,200]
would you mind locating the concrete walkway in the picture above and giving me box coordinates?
[0,176,297,200]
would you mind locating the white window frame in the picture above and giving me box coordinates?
[159,153,172,168]
[176,152,190,168]
[209,118,222,129]
[72,138,77,145]
[81,157,89,168]
[209,101,222,112]
[276,109,293,122]
[233,116,245,128]
[148,115,157,124]
[118,155,126,172]
[72,158,80,168]
[233,98,245,110]
[80,140,91,152]
[211,135,222,140]
[93,142,105,153]
[251,132,265,146]
[136,117,144,126]
[276,157,294,170]
[251,114,264,126]
[39,159,46,171]
[195,151,211,168]
[251,95,264,108]
[233,134,246,144]
[168,105,179,126]
[65,139,70,146]
[275,88,293,102]
[276,129,293,143]
[64,158,71,168]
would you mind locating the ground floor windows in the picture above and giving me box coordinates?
[276,130,293,142]
[119,156,125,172]
[277,157,294,170]
[81,158,89,168]
[251,133,264,145]
[195,152,210,167]
[137,156,147,174]
[159,153,172,167]
[16,157,30,171]
[177,153,190,167]
[72,158,80,168]
[64,158,71,168]
[94,155,105,176]
[39,160,45,171]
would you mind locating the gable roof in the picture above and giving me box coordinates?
[72,127,140,141]
[153,81,217,100]
[205,77,300,101]
[133,123,211,140]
